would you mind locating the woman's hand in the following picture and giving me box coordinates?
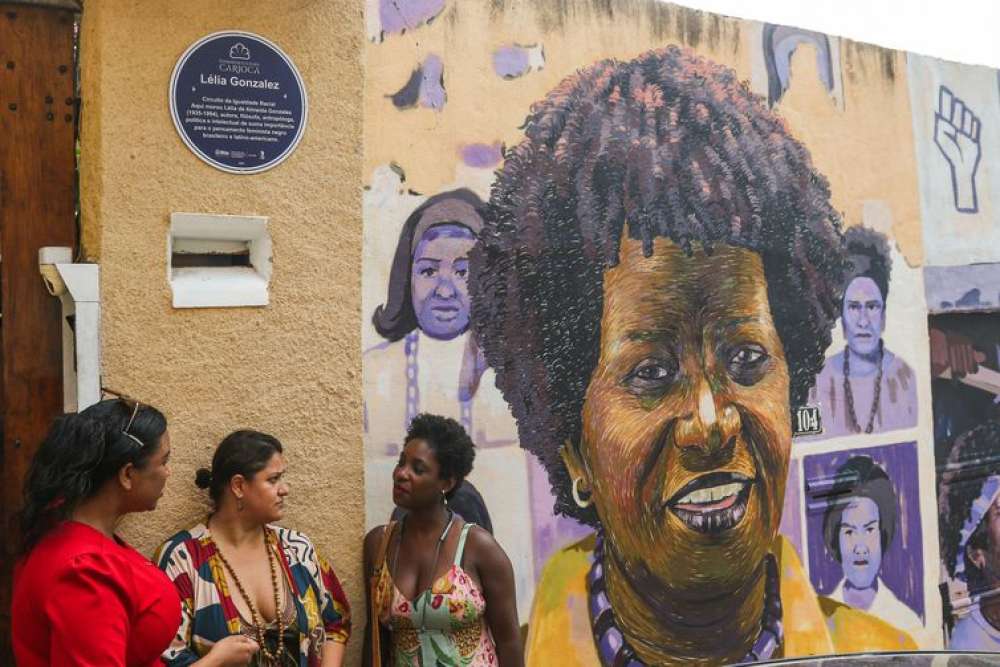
[199,634,259,666]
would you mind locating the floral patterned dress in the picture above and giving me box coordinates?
[375,523,497,666]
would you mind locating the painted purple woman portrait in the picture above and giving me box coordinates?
[364,189,490,451]
[372,189,483,344]
[808,226,918,437]
[810,453,924,642]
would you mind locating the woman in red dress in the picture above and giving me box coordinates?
[11,397,258,666]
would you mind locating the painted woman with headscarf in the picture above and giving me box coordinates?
[941,420,1000,650]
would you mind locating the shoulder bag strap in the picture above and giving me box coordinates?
[369,520,397,667]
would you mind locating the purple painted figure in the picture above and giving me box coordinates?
[939,421,1000,651]
[808,227,917,438]
[805,444,926,644]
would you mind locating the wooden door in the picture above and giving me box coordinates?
[0,2,78,657]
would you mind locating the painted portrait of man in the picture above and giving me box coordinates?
[808,226,918,437]
[470,45,916,665]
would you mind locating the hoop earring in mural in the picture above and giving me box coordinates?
[572,477,593,509]
[236,496,244,512]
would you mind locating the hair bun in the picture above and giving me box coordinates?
[194,467,213,489]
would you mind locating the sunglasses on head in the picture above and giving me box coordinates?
[101,388,147,449]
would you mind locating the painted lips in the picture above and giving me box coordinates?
[667,472,753,534]
[432,305,460,320]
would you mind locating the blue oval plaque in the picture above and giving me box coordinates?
[169,31,308,174]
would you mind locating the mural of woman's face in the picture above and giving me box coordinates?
[579,237,791,599]
[837,496,883,590]
[842,276,885,356]
[411,224,476,340]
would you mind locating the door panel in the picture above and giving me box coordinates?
[0,3,78,658]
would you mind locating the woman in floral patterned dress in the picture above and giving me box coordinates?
[364,414,523,666]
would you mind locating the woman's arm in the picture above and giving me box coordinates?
[471,529,524,667]
[315,550,351,666]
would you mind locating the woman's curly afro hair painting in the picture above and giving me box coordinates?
[470,46,849,525]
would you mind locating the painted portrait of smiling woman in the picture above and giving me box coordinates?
[470,46,918,665]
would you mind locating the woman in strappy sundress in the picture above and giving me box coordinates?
[363,413,524,667]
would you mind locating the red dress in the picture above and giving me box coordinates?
[12,520,182,666]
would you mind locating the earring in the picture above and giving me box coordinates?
[572,477,593,509]
[441,489,449,506]
[236,497,244,512]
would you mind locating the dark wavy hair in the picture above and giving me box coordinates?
[372,188,486,342]
[843,225,891,305]
[406,413,475,499]
[821,456,898,563]
[17,398,167,553]
[939,420,1000,593]
[195,429,283,507]
[470,46,849,524]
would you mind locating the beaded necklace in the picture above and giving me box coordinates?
[215,529,287,665]
[843,340,884,434]
[586,532,783,666]
[404,331,473,434]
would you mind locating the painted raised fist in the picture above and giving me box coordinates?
[933,85,982,214]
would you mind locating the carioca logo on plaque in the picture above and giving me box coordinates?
[169,31,308,174]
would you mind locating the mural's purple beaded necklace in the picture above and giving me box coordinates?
[843,339,884,434]
[404,330,473,433]
[586,532,783,666]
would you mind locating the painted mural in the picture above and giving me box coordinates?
[807,228,918,438]
[363,1,1000,663]
[930,310,1000,651]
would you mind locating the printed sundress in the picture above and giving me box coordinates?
[375,522,497,666]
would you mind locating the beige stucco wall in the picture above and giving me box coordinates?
[79,1,364,662]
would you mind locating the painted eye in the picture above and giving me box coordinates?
[727,344,769,386]
[626,358,678,392]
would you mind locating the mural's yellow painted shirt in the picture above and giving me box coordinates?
[525,533,916,665]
